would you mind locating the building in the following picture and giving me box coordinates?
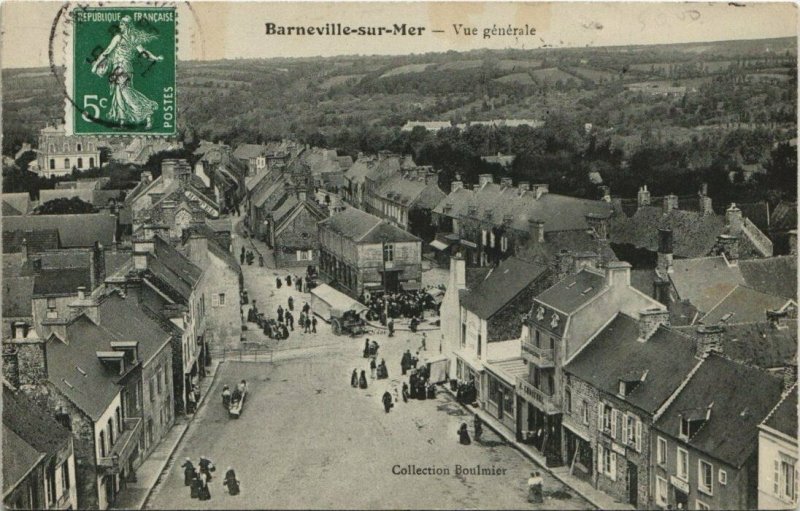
[432,175,614,268]
[2,192,33,216]
[193,147,247,213]
[2,384,77,510]
[263,195,328,268]
[368,167,446,241]
[651,354,784,510]
[480,152,517,168]
[563,313,699,508]
[342,152,416,210]
[233,143,269,175]
[519,262,665,466]
[757,383,798,510]
[318,207,422,298]
[2,213,117,249]
[454,256,551,430]
[400,120,452,132]
[35,124,102,178]
[181,227,243,349]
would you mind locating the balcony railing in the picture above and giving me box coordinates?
[521,340,554,367]
[516,377,560,415]
[97,418,142,475]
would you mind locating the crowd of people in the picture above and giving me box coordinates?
[361,289,440,326]
[181,456,240,501]
[244,274,318,341]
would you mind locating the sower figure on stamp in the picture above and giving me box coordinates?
[91,16,162,129]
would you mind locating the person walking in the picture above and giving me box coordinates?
[199,471,211,501]
[382,390,393,413]
[224,467,240,496]
[370,357,377,379]
[387,318,394,337]
[286,311,294,331]
[276,276,282,289]
[304,315,312,333]
[402,382,410,403]
[277,305,284,323]
[286,275,292,287]
[199,456,215,481]
[458,423,471,445]
[190,469,201,499]
[302,302,310,314]
[288,296,294,311]
[474,415,483,442]
[420,333,427,351]
[527,471,544,503]
[359,370,368,389]
[363,339,370,358]
[181,458,195,486]
[311,315,317,333]
[351,369,358,387]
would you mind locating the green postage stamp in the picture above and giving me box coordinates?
[71,7,176,135]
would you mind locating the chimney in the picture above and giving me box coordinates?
[41,318,69,342]
[140,171,153,184]
[161,159,177,185]
[531,184,549,199]
[695,324,724,358]
[499,177,513,188]
[637,185,651,209]
[637,308,670,341]
[12,321,30,340]
[699,184,713,215]
[69,293,99,324]
[585,213,608,240]
[451,180,464,193]
[556,249,574,281]
[725,203,743,234]
[789,230,797,256]
[662,194,678,214]
[656,228,674,277]
[478,174,494,187]
[450,254,466,291]
[605,261,631,288]
[529,219,544,243]
[21,238,29,262]
[517,181,530,195]
[186,234,209,267]
[77,286,86,301]
[716,234,739,265]
[599,185,611,203]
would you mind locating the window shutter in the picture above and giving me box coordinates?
[211,294,219,307]
[773,460,780,495]
[635,420,643,452]
[621,412,629,444]
[597,444,604,473]
[611,409,618,439]
[598,402,604,431]
[610,452,617,481]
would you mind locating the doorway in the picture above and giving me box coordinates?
[627,461,638,507]
[383,270,400,293]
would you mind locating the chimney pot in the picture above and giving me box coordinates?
[695,324,724,358]
[77,286,86,300]
[478,174,494,188]
[605,261,632,287]
[637,185,651,209]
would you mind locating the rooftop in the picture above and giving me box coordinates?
[461,257,548,319]
[700,285,792,325]
[2,229,61,254]
[32,268,92,297]
[669,256,745,313]
[762,385,797,439]
[739,256,798,300]
[320,207,419,244]
[535,269,607,314]
[655,354,784,468]
[564,314,700,413]
[3,213,116,249]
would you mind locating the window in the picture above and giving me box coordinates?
[156,368,163,394]
[655,476,668,507]
[774,457,798,502]
[49,158,55,170]
[698,459,713,495]
[597,444,617,480]
[76,143,82,151]
[116,406,121,433]
[89,157,95,168]
[501,235,508,252]
[64,158,70,169]
[297,250,313,261]
[108,418,114,446]
[677,447,689,481]
[46,463,56,505]
[149,376,156,402]
[62,460,70,491]
[657,437,667,466]
[47,297,57,309]
[582,400,590,425]
[489,230,495,248]
[77,157,83,168]
[213,293,226,306]
[718,469,727,485]
[564,388,572,413]
[481,230,487,246]
[696,500,710,510]
[99,431,106,457]
[383,244,394,262]
[534,329,541,347]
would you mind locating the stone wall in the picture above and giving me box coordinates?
[488,272,552,341]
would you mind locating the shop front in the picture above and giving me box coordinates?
[483,359,526,432]
[562,418,593,482]
[453,350,483,403]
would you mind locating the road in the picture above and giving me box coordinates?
[145,218,591,509]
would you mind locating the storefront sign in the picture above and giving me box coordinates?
[460,239,477,248]
[670,475,689,494]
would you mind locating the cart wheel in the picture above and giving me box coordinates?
[332,319,341,335]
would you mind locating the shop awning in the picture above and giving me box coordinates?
[484,358,527,387]
[562,420,592,443]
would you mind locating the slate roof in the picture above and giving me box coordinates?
[608,206,726,258]
[33,268,92,297]
[233,143,267,160]
[700,285,792,325]
[2,426,43,495]
[320,207,419,244]
[434,183,613,233]
[564,314,700,413]
[738,201,771,234]
[46,315,123,421]
[3,214,116,248]
[145,236,203,302]
[762,385,797,439]
[3,275,34,317]
[374,173,446,209]
[97,292,173,362]
[669,256,745,313]
[535,269,607,314]
[770,201,796,232]
[675,321,798,370]
[461,257,548,319]
[2,229,60,254]
[516,230,618,267]
[739,256,797,299]
[3,385,71,461]
[1,193,31,216]
[654,354,784,468]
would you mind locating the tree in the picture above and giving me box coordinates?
[34,197,97,215]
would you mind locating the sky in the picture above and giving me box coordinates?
[1,1,797,69]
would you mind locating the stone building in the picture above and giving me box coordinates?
[318,207,422,298]
[35,124,101,178]
[757,383,798,510]
[2,384,77,510]
[265,197,328,268]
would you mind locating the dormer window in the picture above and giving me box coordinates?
[536,306,545,321]
[679,406,712,440]
[550,313,560,329]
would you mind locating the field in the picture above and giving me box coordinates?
[379,63,435,78]
[494,72,534,85]
[530,67,579,83]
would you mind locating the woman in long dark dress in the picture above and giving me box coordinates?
[458,423,471,445]
[199,472,211,501]
[363,339,370,358]
[350,369,358,387]
[359,370,368,389]
[190,470,201,498]
[224,467,240,496]
[402,382,409,402]
[382,391,393,413]
[276,277,282,289]
[181,458,194,486]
